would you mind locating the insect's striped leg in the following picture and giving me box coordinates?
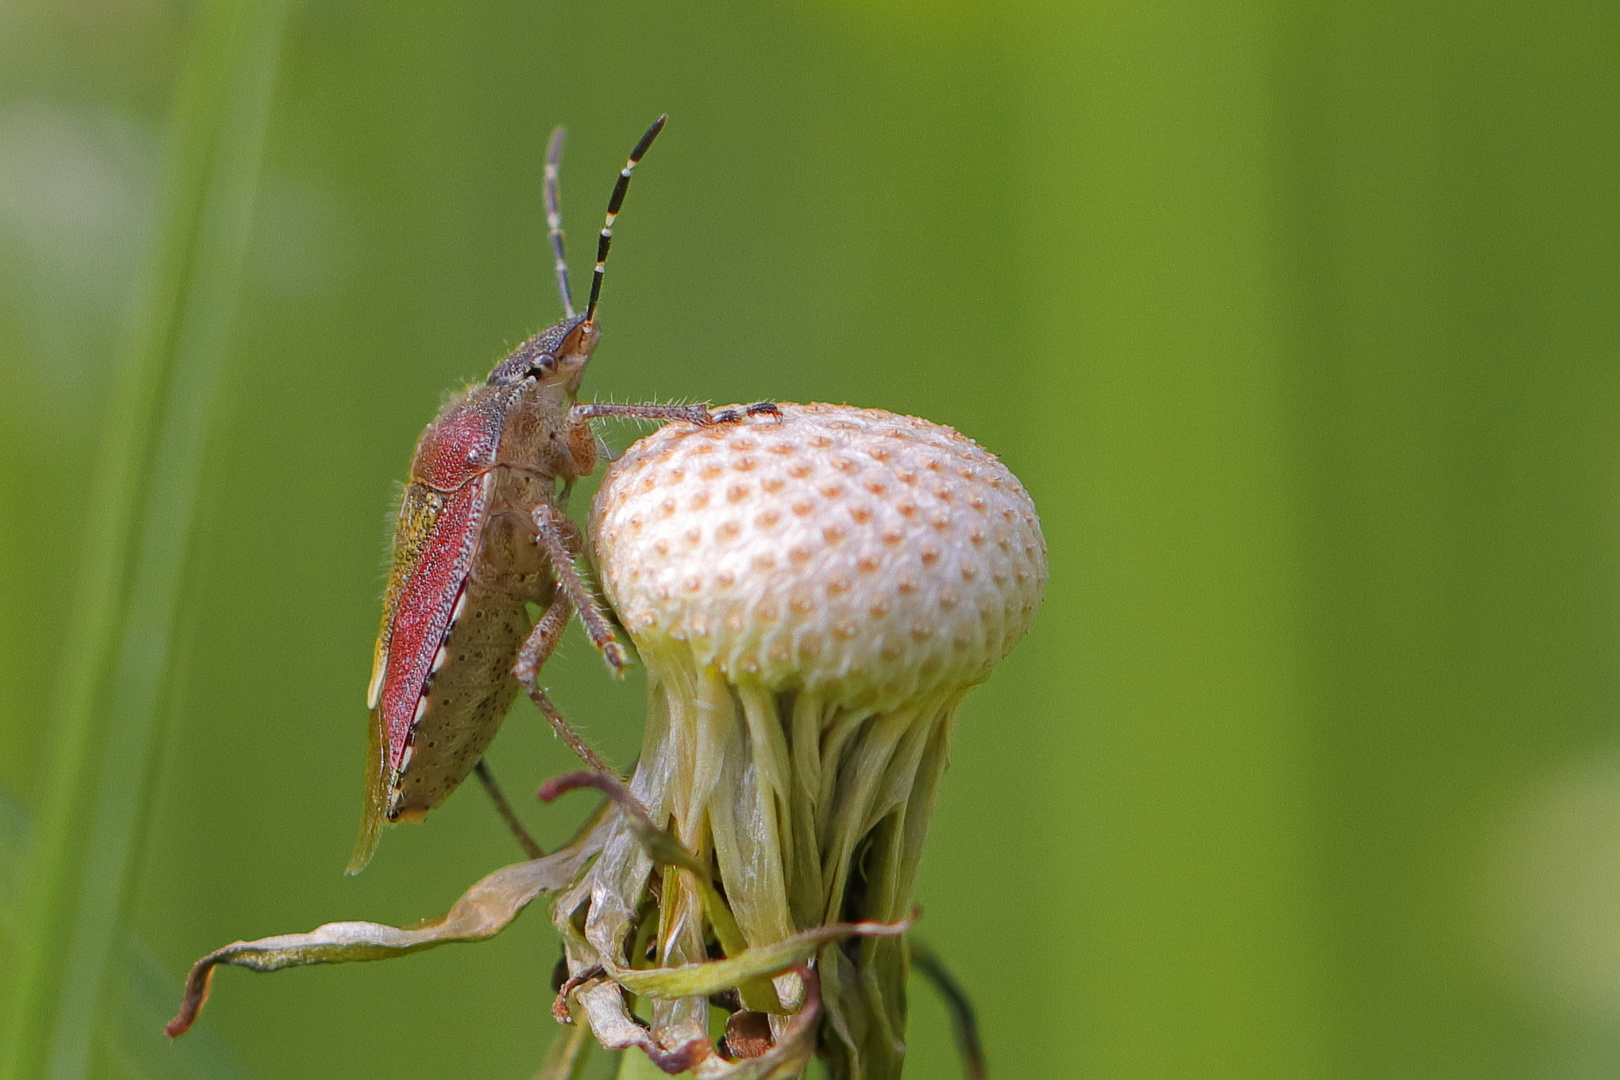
[472,759,544,859]
[512,589,615,777]
[530,503,630,672]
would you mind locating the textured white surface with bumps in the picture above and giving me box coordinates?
[590,403,1047,710]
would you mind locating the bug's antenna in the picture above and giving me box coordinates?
[584,115,666,326]
[544,126,575,319]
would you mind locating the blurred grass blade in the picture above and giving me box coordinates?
[103,931,255,1080]
[614,1051,661,1080]
[0,787,28,924]
[0,2,293,1079]
[531,1018,591,1080]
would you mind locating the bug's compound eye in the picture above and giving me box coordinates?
[527,354,559,379]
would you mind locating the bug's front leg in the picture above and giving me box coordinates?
[561,402,710,476]
[561,401,779,477]
[568,401,714,428]
[569,400,782,429]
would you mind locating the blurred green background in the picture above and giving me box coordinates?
[3,1,1619,1078]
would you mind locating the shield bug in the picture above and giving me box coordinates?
[349,117,763,873]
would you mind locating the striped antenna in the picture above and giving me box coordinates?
[584,115,666,325]
[544,126,575,319]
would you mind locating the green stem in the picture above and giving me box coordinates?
[0,3,291,1078]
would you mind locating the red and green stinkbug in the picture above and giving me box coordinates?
[349,117,776,873]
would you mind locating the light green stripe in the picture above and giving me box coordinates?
[0,4,292,1079]
[1018,0,1325,1076]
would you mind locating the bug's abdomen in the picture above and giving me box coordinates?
[387,575,530,820]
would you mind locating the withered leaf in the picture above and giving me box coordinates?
[166,838,596,1037]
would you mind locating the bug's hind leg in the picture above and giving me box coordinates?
[910,941,988,1080]
[511,586,615,777]
[473,759,544,859]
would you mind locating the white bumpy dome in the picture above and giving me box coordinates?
[590,403,1047,711]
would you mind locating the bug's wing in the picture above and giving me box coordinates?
[348,477,488,873]
[350,690,389,874]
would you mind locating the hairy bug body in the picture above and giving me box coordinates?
[349,118,761,873]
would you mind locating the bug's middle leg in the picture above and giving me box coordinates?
[512,590,615,777]
[530,503,630,673]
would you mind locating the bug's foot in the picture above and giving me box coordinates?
[710,402,782,424]
[603,640,632,674]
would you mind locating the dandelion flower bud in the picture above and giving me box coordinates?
[554,403,1046,1079]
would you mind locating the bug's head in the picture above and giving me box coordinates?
[487,314,600,392]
